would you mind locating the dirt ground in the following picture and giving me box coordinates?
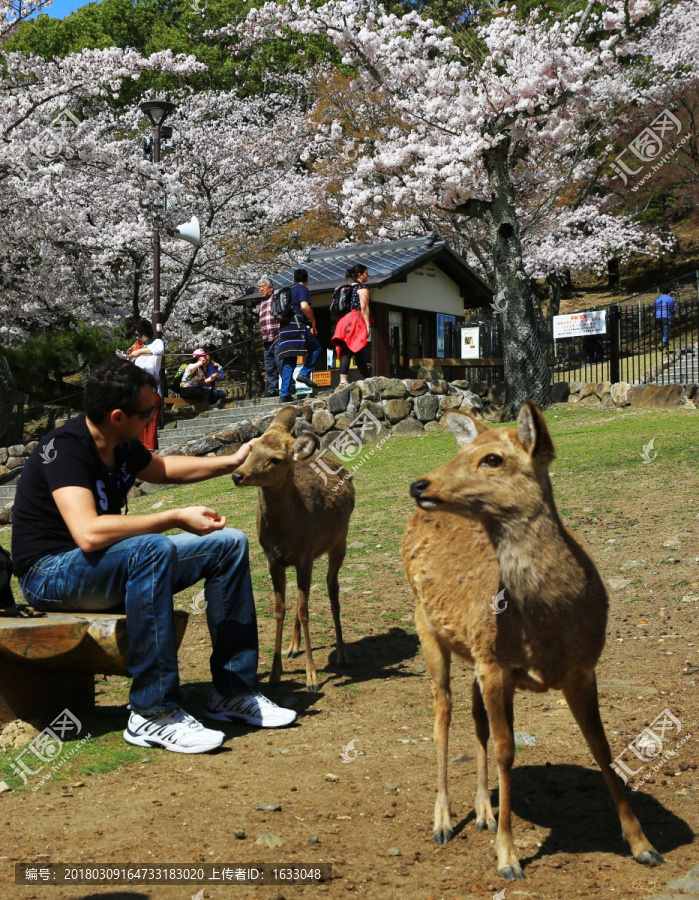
[1,408,697,900]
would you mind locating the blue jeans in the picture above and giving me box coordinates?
[263,338,282,395]
[19,530,259,716]
[658,318,671,349]
[280,331,322,397]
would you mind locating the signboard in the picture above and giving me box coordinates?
[313,371,332,386]
[553,310,607,339]
[460,327,480,359]
[436,314,456,357]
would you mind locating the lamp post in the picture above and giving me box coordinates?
[140,99,175,338]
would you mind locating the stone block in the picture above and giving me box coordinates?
[8,445,24,458]
[384,398,413,424]
[5,457,24,470]
[439,396,463,414]
[610,382,631,406]
[414,393,440,422]
[403,379,429,396]
[451,380,470,391]
[684,383,697,400]
[578,383,596,399]
[236,421,261,443]
[424,420,445,433]
[551,382,570,404]
[214,426,241,444]
[486,382,507,409]
[460,391,484,410]
[300,403,313,421]
[358,379,381,402]
[375,377,409,399]
[183,437,222,456]
[215,443,242,456]
[25,442,38,455]
[470,381,489,397]
[593,381,612,399]
[312,409,336,435]
[431,380,448,395]
[629,384,683,409]
[333,413,355,431]
[568,381,584,394]
[0,449,7,465]
[358,401,385,420]
[392,418,425,436]
[255,414,276,433]
[578,394,602,408]
[0,466,8,480]
[320,430,344,451]
[327,386,351,414]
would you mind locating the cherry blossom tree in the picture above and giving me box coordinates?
[222,0,693,415]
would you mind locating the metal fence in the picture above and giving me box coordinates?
[453,298,699,387]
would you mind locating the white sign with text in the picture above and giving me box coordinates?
[553,310,607,339]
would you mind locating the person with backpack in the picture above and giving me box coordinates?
[11,358,296,753]
[277,268,322,402]
[331,263,371,383]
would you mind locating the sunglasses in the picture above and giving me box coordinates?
[125,403,156,421]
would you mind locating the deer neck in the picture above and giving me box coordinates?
[484,482,571,606]
[258,473,298,516]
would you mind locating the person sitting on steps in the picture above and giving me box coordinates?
[11,358,296,755]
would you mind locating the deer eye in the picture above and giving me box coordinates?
[269,457,283,465]
[479,453,503,468]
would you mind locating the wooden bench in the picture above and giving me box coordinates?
[0,610,189,724]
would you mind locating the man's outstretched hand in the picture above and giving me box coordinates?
[177,507,227,534]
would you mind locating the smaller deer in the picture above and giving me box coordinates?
[232,407,355,691]
[402,404,663,880]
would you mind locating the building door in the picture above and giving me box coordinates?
[388,310,404,377]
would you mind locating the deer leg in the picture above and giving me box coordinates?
[479,668,523,880]
[268,560,286,685]
[296,561,319,692]
[286,611,302,659]
[563,669,663,867]
[327,539,348,667]
[415,602,453,844]
[472,678,497,833]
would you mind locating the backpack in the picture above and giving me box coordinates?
[271,286,294,325]
[0,547,45,618]
[330,284,353,321]
[170,363,188,393]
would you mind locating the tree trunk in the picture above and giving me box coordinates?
[547,274,562,317]
[482,139,551,419]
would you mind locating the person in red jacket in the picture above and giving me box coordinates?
[331,264,371,383]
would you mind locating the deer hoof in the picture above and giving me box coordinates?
[636,849,664,867]
[433,829,453,845]
[477,819,497,833]
[307,682,320,693]
[499,865,525,881]
[285,649,300,659]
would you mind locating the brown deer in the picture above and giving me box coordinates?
[232,406,355,691]
[402,404,663,880]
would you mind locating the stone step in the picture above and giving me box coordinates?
[0,485,16,505]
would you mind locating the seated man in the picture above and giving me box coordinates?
[11,358,295,754]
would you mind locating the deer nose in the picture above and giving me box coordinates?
[232,471,245,485]
[410,479,430,498]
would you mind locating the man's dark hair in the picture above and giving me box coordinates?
[293,268,309,283]
[85,359,157,424]
[134,318,154,338]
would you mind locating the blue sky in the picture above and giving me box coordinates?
[40,0,97,18]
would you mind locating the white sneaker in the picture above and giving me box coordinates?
[124,708,225,754]
[205,689,297,728]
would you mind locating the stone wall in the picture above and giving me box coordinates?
[0,378,695,524]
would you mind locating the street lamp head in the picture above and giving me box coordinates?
[140,99,175,128]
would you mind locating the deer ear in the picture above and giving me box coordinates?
[518,402,556,463]
[269,406,297,433]
[293,432,320,460]
[445,410,488,446]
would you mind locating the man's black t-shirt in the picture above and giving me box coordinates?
[11,414,152,577]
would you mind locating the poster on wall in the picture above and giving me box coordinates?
[436,314,456,357]
[460,327,480,359]
[553,310,606,339]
